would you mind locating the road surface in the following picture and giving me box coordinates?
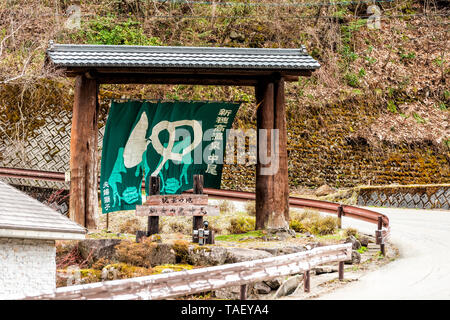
[315,207,450,300]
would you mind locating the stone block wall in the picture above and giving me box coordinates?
[356,185,450,210]
[0,238,56,299]
[0,104,448,192]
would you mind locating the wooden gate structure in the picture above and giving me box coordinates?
[45,42,320,230]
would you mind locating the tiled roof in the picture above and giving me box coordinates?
[46,43,320,70]
[0,181,86,240]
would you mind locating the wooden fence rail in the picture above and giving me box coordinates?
[21,243,352,300]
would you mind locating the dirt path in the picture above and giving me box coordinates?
[308,207,450,300]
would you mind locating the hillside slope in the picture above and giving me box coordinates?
[0,0,448,191]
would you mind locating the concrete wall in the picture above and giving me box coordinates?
[0,238,56,299]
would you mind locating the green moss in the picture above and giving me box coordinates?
[172,240,190,263]
[152,264,194,274]
[103,263,154,278]
[192,245,212,253]
[357,246,368,254]
[215,230,265,241]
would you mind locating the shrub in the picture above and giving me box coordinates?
[345,72,360,88]
[91,257,111,270]
[289,219,305,233]
[115,238,157,267]
[344,227,359,238]
[118,218,142,234]
[315,216,338,235]
[79,16,161,46]
[172,240,189,264]
[227,216,255,234]
[244,201,256,216]
[289,210,338,235]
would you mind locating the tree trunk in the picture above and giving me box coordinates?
[69,75,99,229]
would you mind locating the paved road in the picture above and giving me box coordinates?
[315,207,450,300]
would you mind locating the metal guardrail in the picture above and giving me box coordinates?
[0,167,390,253]
[21,243,352,300]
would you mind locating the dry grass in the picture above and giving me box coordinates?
[289,209,338,235]
[227,216,256,234]
[115,237,157,268]
[118,217,143,234]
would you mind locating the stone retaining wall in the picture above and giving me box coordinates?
[356,185,450,210]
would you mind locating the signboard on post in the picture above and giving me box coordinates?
[143,194,209,206]
[136,204,219,216]
[100,100,240,214]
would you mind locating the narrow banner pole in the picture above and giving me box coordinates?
[148,176,160,236]
[192,174,204,242]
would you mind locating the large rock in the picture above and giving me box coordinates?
[358,235,371,247]
[254,282,272,294]
[273,275,303,298]
[253,245,306,256]
[345,236,362,250]
[315,184,336,197]
[149,243,177,266]
[313,265,338,275]
[266,227,296,241]
[78,239,122,262]
[187,246,228,266]
[345,251,361,265]
[225,247,273,263]
[263,278,283,290]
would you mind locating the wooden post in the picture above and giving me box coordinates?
[304,270,310,293]
[339,261,344,281]
[147,176,160,236]
[240,284,248,300]
[337,205,343,229]
[192,174,204,242]
[255,81,274,230]
[273,75,289,225]
[377,216,385,256]
[69,75,99,229]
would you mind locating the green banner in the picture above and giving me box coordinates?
[100,100,240,213]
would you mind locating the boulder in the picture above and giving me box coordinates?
[149,243,177,266]
[225,247,273,263]
[263,278,283,290]
[359,235,370,247]
[254,282,272,294]
[313,265,338,275]
[187,246,228,266]
[78,239,122,262]
[266,227,296,241]
[315,184,336,197]
[345,236,361,250]
[273,275,303,298]
[253,245,306,256]
[345,251,361,265]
